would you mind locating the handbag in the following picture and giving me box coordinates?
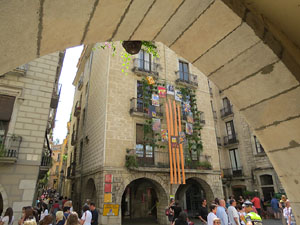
[165,208,170,216]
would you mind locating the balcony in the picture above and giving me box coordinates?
[73,101,81,117]
[223,134,238,146]
[39,153,52,178]
[216,137,222,146]
[125,149,212,170]
[67,162,76,179]
[132,58,160,77]
[222,167,243,179]
[0,135,22,163]
[50,83,62,109]
[213,111,217,120]
[209,87,213,97]
[220,105,233,118]
[129,97,163,118]
[77,76,83,90]
[175,71,198,88]
[71,131,77,146]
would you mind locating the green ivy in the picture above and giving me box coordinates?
[125,155,138,169]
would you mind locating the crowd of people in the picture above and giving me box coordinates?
[0,188,99,225]
[166,194,296,225]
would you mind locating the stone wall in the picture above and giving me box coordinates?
[0,52,61,222]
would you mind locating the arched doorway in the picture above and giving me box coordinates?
[121,178,166,225]
[175,178,213,218]
[85,178,97,204]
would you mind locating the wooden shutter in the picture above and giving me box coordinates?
[0,95,15,121]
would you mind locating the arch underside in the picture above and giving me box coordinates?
[0,0,300,221]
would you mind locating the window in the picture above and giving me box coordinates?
[55,165,59,174]
[82,108,86,127]
[138,50,151,71]
[225,121,236,137]
[57,153,60,162]
[229,148,241,171]
[136,81,151,113]
[136,124,154,163]
[254,136,264,153]
[260,175,273,185]
[179,61,189,82]
[222,97,230,108]
[0,95,15,137]
[79,140,83,164]
[260,175,275,201]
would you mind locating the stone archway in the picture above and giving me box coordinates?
[1,0,300,220]
[175,177,214,217]
[0,184,8,215]
[84,178,97,204]
[118,174,169,225]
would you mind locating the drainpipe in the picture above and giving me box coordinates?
[79,47,94,210]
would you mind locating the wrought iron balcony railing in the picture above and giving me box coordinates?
[220,105,233,118]
[129,97,163,117]
[40,155,52,167]
[71,131,77,146]
[50,83,62,109]
[175,71,198,87]
[223,134,238,146]
[222,167,243,178]
[126,149,212,170]
[132,58,160,76]
[0,135,22,163]
[216,137,222,146]
[73,101,81,117]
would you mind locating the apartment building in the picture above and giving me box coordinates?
[208,81,284,201]
[48,144,62,189]
[0,52,64,221]
[65,43,223,225]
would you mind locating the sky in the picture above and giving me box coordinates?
[53,45,83,143]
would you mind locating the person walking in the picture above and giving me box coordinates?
[171,201,182,223]
[228,199,240,225]
[80,205,92,225]
[0,207,14,225]
[283,200,296,225]
[66,212,80,225]
[251,195,261,216]
[242,201,262,225]
[271,196,280,220]
[213,218,221,225]
[198,199,208,224]
[55,211,64,225]
[167,198,175,225]
[207,204,218,225]
[174,211,188,225]
[216,199,228,225]
[89,203,98,225]
[40,215,53,225]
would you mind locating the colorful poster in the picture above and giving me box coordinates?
[175,90,182,102]
[104,193,112,203]
[186,123,193,135]
[158,86,166,98]
[146,76,155,85]
[105,174,112,183]
[183,101,191,112]
[152,118,161,131]
[148,105,156,117]
[187,112,194,124]
[179,131,186,144]
[152,94,159,106]
[171,136,178,148]
[167,84,175,95]
[104,183,112,193]
[103,204,119,216]
[161,129,168,142]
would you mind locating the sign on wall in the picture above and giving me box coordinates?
[103,204,119,216]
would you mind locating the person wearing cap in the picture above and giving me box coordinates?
[243,200,262,225]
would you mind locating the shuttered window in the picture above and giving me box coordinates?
[0,95,15,121]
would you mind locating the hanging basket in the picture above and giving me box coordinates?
[122,41,142,55]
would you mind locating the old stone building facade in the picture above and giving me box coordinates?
[65,43,223,225]
[0,52,64,222]
[209,81,284,200]
[48,144,62,189]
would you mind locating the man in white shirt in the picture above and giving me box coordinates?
[216,199,228,225]
[228,200,240,225]
[207,204,218,225]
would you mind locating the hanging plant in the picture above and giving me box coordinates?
[94,41,159,75]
